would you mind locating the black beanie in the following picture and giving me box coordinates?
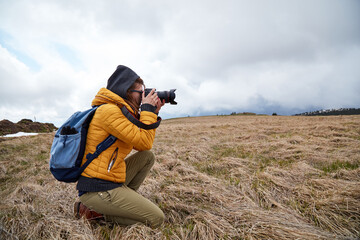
[106,65,140,99]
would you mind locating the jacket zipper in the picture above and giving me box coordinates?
[107,147,118,172]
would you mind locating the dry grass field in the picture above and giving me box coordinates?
[0,115,359,239]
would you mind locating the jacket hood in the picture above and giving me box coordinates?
[106,65,140,99]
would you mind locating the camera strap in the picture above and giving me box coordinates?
[121,106,161,130]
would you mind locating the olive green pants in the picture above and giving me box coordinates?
[79,150,164,227]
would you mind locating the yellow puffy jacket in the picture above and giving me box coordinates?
[80,88,158,183]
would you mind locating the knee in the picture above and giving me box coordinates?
[141,150,155,166]
[150,210,165,228]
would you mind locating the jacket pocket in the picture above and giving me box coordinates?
[107,147,118,172]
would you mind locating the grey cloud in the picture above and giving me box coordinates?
[0,0,359,125]
[161,0,360,78]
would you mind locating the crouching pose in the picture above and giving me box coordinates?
[74,65,165,227]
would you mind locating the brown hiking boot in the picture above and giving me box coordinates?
[74,202,104,221]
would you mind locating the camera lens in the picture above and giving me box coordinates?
[144,88,177,105]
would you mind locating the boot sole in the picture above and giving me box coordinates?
[74,202,81,219]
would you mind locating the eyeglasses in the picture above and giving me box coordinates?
[130,90,143,94]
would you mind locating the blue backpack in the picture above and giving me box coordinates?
[49,106,116,183]
[49,105,162,183]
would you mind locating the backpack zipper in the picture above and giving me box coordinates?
[107,147,118,172]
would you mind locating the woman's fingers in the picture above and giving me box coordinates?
[142,88,158,106]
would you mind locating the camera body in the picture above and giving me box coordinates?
[144,88,177,105]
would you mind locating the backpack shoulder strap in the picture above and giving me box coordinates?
[80,135,117,172]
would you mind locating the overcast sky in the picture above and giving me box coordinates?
[1,0,359,126]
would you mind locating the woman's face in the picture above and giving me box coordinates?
[130,83,144,107]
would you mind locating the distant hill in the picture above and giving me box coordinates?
[230,112,257,116]
[0,119,57,136]
[294,108,360,116]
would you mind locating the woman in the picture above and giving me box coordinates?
[74,65,165,227]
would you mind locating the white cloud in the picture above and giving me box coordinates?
[0,0,359,126]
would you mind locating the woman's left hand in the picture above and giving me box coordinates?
[155,99,165,114]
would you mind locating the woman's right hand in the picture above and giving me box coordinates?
[142,88,159,107]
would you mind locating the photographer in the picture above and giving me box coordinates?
[74,65,165,227]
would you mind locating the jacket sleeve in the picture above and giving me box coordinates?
[95,104,157,151]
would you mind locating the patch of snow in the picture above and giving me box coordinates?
[2,132,39,137]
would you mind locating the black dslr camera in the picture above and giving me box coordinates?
[144,88,177,105]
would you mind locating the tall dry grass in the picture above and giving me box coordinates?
[0,115,359,239]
